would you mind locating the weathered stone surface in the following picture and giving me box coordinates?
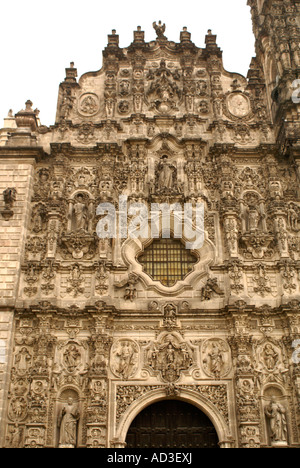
[0,3,300,447]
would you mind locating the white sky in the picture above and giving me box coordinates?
[0,0,255,127]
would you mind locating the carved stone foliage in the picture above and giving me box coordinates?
[115,384,229,426]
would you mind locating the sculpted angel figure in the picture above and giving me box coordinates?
[153,21,167,40]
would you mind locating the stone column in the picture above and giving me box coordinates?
[228,307,261,448]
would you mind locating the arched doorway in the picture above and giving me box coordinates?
[125,400,219,448]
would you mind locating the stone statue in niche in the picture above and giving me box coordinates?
[287,202,299,231]
[63,344,82,373]
[73,194,88,231]
[264,397,288,447]
[99,179,114,202]
[156,155,176,191]
[57,397,80,448]
[247,206,263,232]
[241,193,267,234]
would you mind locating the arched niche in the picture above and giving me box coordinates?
[67,190,95,233]
[261,385,290,448]
[55,387,81,448]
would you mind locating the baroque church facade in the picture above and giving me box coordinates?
[0,0,300,448]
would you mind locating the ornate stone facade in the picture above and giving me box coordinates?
[0,1,300,447]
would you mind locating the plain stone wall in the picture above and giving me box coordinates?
[0,159,35,446]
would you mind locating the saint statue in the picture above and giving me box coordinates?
[73,194,88,231]
[264,397,288,446]
[58,397,80,448]
[157,156,174,191]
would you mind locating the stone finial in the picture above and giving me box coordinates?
[180,26,191,43]
[65,62,77,83]
[133,26,145,43]
[15,101,38,131]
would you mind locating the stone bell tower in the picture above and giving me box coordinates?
[247,0,300,155]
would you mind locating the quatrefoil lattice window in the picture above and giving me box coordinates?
[137,238,198,287]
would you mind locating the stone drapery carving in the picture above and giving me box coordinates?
[57,397,80,448]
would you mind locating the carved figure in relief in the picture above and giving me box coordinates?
[60,87,74,120]
[163,304,177,327]
[264,397,288,446]
[200,277,224,301]
[6,425,24,448]
[202,339,230,378]
[146,333,194,383]
[287,203,299,231]
[263,343,278,371]
[63,344,81,373]
[58,397,80,448]
[111,340,139,379]
[15,348,32,374]
[115,273,139,301]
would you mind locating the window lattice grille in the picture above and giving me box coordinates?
[138,238,197,287]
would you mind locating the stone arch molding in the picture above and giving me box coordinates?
[114,386,233,448]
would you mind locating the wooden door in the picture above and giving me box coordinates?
[126,400,219,448]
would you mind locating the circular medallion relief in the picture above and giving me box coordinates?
[78,93,100,116]
[227,92,250,118]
